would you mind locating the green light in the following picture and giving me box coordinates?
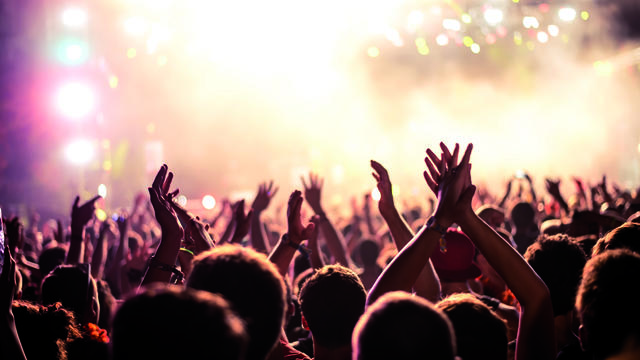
[56,39,89,65]
[463,36,474,47]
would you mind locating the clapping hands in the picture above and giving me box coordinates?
[252,181,278,213]
[148,164,183,240]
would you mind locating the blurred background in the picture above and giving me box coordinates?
[1,0,639,219]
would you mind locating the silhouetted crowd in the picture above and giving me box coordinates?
[1,142,639,360]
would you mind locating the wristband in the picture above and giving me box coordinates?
[425,216,449,253]
[179,247,195,256]
[148,256,184,283]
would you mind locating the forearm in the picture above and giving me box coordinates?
[1,314,27,360]
[268,236,298,277]
[250,213,269,254]
[66,225,84,265]
[366,226,441,306]
[142,233,181,286]
[91,235,107,279]
[218,219,234,245]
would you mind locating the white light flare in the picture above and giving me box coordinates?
[65,139,95,165]
[56,82,95,119]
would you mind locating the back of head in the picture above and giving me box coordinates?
[353,291,457,360]
[436,293,507,360]
[510,202,535,229]
[112,286,246,360]
[477,205,505,229]
[187,245,285,360]
[38,247,67,278]
[298,264,366,349]
[41,264,97,324]
[12,301,81,360]
[592,222,640,257]
[576,250,640,359]
[359,240,380,267]
[524,234,587,316]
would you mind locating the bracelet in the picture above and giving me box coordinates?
[179,247,195,256]
[148,256,184,283]
[425,216,449,253]
[281,234,311,258]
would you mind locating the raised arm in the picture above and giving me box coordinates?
[142,164,185,286]
[370,160,441,302]
[250,181,278,254]
[268,190,315,277]
[1,245,27,360]
[546,179,569,214]
[91,220,112,280]
[229,200,253,245]
[367,143,468,306]
[67,195,101,265]
[302,173,351,267]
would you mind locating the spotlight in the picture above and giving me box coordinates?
[56,82,95,119]
[558,7,577,22]
[484,8,503,26]
[61,8,88,28]
[371,188,381,202]
[202,195,216,210]
[65,139,94,165]
[98,184,107,198]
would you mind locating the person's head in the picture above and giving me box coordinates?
[592,222,640,257]
[576,250,640,359]
[112,286,247,360]
[510,202,536,230]
[298,264,366,349]
[187,245,285,360]
[41,264,100,325]
[477,205,505,229]
[353,291,457,360]
[12,301,81,360]
[38,247,67,278]
[436,293,508,360]
[358,240,380,268]
[524,234,587,317]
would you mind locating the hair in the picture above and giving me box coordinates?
[298,264,366,349]
[187,245,285,360]
[436,293,508,360]
[510,202,535,229]
[353,291,457,360]
[592,222,640,257]
[112,286,247,360]
[524,234,587,316]
[358,240,380,267]
[38,247,67,278]
[41,264,97,324]
[12,301,82,360]
[576,250,640,360]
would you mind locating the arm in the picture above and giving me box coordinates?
[524,173,537,204]
[545,179,569,214]
[367,143,467,305]
[67,195,101,265]
[307,216,324,270]
[230,200,253,244]
[302,173,351,267]
[371,160,441,302]
[250,181,278,254]
[268,190,315,277]
[91,221,111,280]
[142,164,185,286]
[106,216,129,295]
[498,179,513,209]
[362,194,376,236]
[1,245,27,360]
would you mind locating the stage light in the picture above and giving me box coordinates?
[176,195,187,207]
[56,82,95,119]
[581,11,589,21]
[371,188,381,201]
[95,209,107,222]
[471,43,481,54]
[548,25,560,37]
[407,10,424,31]
[58,40,88,65]
[523,16,540,29]
[461,13,472,24]
[484,8,503,26]
[558,7,576,22]
[443,19,461,31]
[62,7,87,28]
[98,184,107,199]
[436,34,449,46]
[415,38,429,55]
[367,47,380,58]
[65,139,94,165]
[202,195,216,210]
[463,36,474,47]
[537,31,549,43]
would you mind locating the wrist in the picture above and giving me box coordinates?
[455,209,477,228]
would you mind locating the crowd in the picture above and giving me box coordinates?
[1,142,639,360]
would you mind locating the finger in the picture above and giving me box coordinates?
[301,223,315,239]
[372,172,380,182]
[162,172,174,195]
[426,149,442,169]
[439,152,446,176]
[424,156,441,182]
[268,180,274,192]
[245,209,254,223]
[168,189,179,199]
[319,177,324,189]
[451,143,460,168]
[440,142,452,166]
[423,170,437,193]
[152,164,167,190]
[148,187,162,211]
[271,186,279,197]
[300,176,308,190]
[73,195,80,209]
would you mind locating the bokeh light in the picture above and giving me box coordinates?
[202,195,216,210]
[64,139,95,165]
[98,184,108,198]
[61,7,88,28]
[371,188,381,201]
[484,8,503,26]
[176,195,187,207]
[436,33,449,46]
[558,7,577,22]
[56,82,95,119]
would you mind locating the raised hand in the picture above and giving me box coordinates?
[3,217,23,256]
[423,142,473,227]
[371,160,396,215]
[71,195,101,229]
[170,200,215,254]
[230,200,253,243]
[286,190,315,243]
[148,164,183,240]
[252,181,278,213]
[301,173,324,214]
[545,179,561,199]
